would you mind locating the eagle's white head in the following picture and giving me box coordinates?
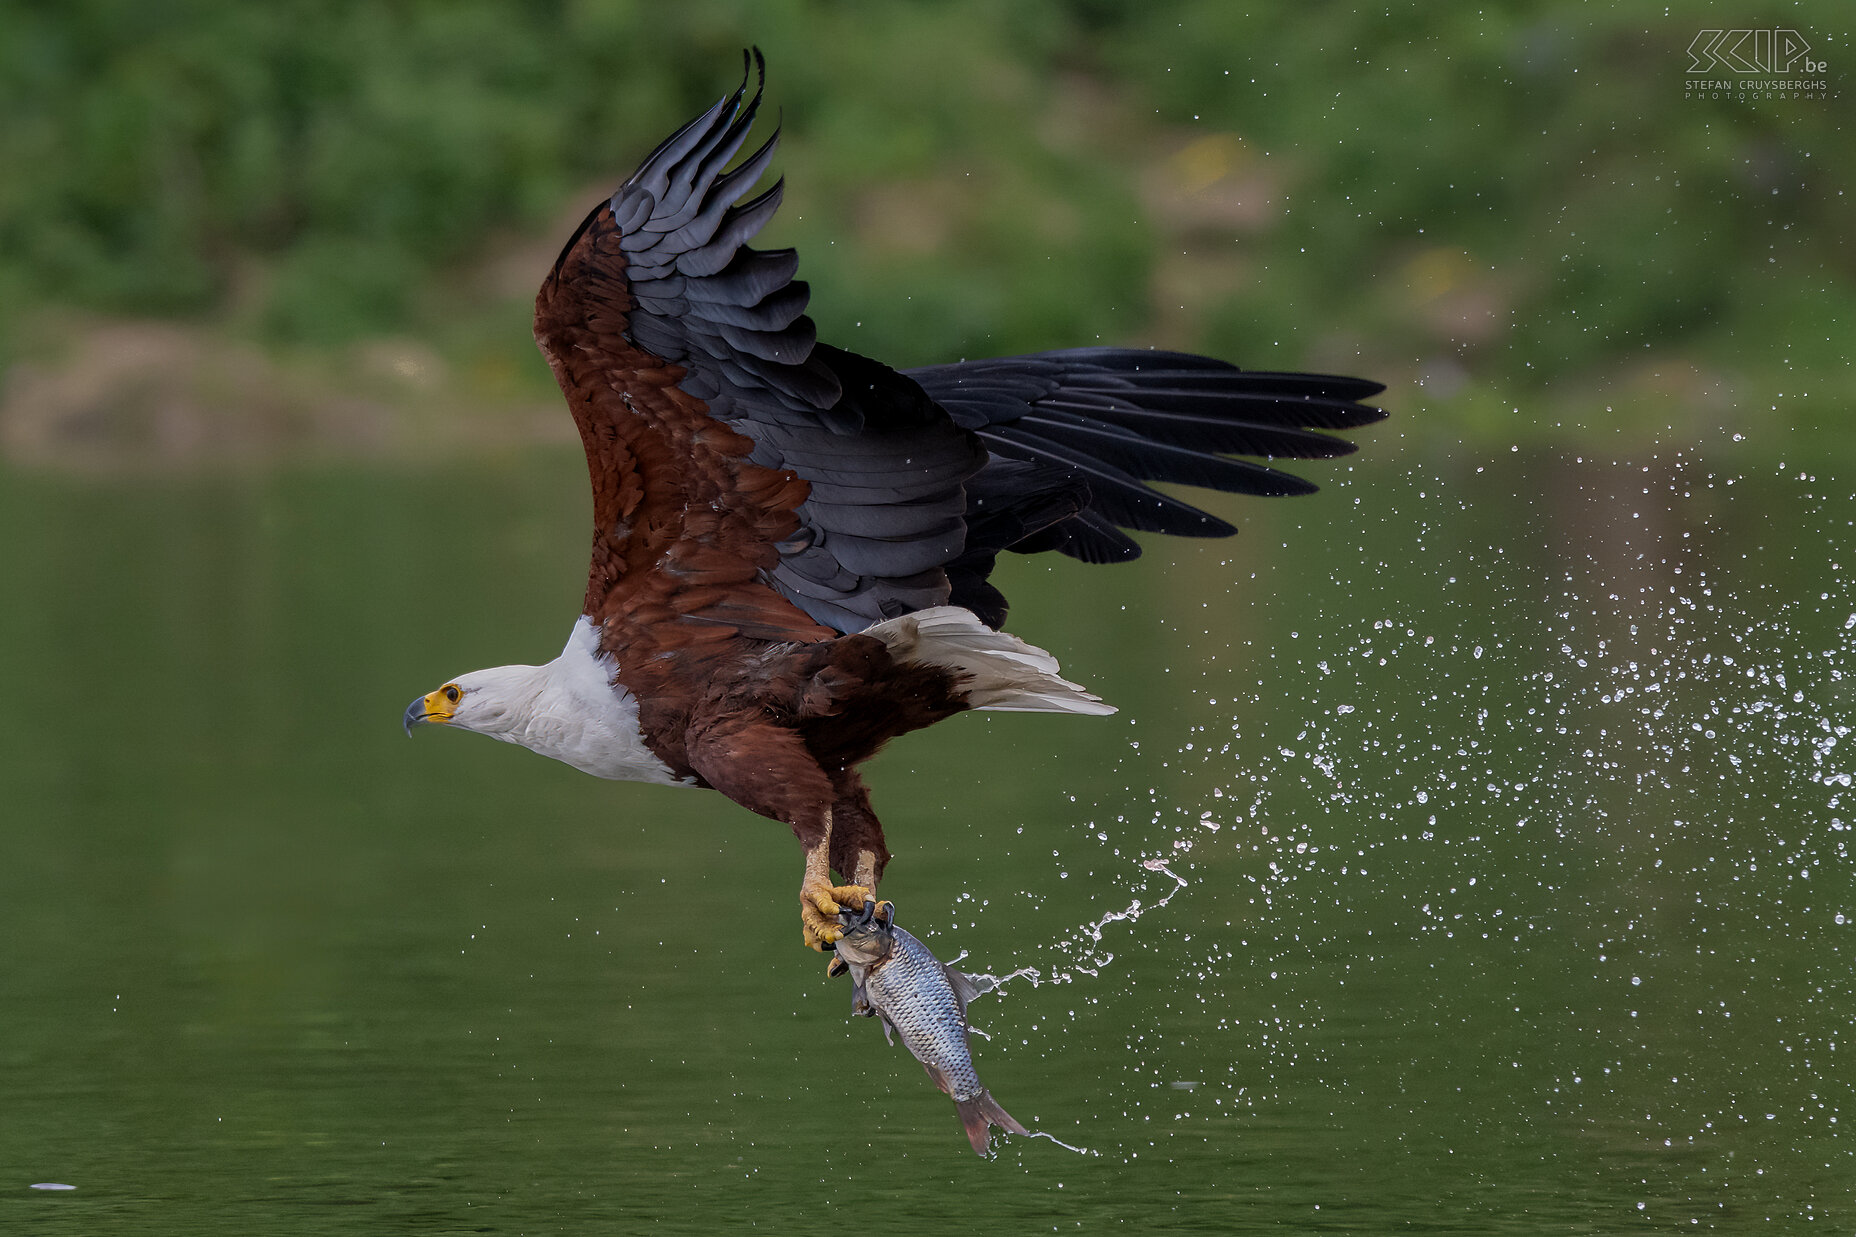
[403,618,692,787]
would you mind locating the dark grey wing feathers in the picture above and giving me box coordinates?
[1032,397,1372,456]
[1013,413,1321,497]
[908,346,1388,578]
[606,52,840,417]
[600,55,984,632]
[979,424,1242,537]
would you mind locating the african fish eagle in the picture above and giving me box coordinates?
[405,52,1385,951]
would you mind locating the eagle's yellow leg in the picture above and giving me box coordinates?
[852,850,880,891]
[800,810,870,951]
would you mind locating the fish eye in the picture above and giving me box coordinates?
[443,685,462,704]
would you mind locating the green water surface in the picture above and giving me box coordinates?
[1,444,1850,1232]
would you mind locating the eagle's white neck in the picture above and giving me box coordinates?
[449,618,691,786]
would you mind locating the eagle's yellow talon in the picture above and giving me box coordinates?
[800,878,871,951]
[802,927,841,951]
[827,883,869,911]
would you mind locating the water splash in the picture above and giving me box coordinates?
[1143,452,1856,1158]
[1018,1129,1095,1156]
[976,857,1189,993]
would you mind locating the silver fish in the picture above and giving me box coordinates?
[830,900,1027,1156]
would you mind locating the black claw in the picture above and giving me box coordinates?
[837,898,880,931]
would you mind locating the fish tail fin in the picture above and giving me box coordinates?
[864,605,1115,716]
[956,1089,1028,1157]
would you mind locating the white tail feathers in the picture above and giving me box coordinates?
[863,606,1117,717]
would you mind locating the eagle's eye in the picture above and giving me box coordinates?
[443,685,462,704]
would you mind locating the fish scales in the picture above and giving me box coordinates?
[833,900,1028,1156]
[864,925,986,1100]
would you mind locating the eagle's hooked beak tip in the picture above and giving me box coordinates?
[403,696,429,738]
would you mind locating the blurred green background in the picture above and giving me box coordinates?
[1,0,1847,464]
[3,4,1854,1233]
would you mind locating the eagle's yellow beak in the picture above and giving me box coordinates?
[403,685,461,735]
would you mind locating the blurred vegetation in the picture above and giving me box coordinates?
[1,0,1848,449]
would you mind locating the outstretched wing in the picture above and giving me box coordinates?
[910,348,1387,625]
[533,51,985,651]
[534,53,1389,650]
